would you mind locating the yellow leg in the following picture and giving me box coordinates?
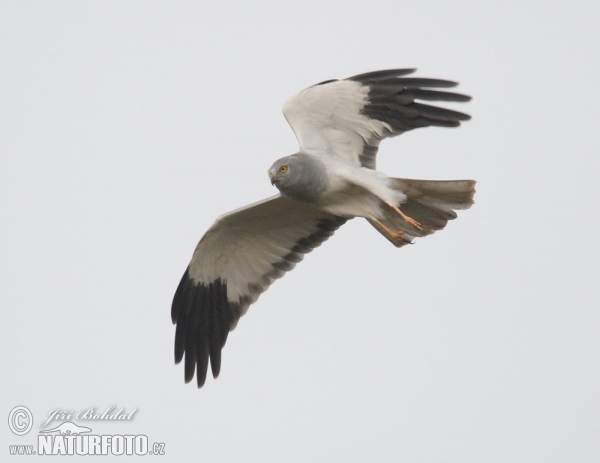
[392,205,422,230]
[375,220,412,243]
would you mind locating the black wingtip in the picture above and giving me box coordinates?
[184,350,196,384]
[172,276,237,388]
[347,69,467,92]
[312,78,338,87]
[209,338,222,378]
[196,366,207,388]
[396,77,459,88]
[171,268,192,324]
[174,319,186,364]
[411,102,472,122]
[348,68,417,82]
[408,89,472,103]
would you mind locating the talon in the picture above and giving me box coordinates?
[391,231,412,243]
[375,221,413,243]
[392,206,422,230]
[405,216,422,230]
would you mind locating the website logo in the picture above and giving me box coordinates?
[7,405,165,457]
[39,422,91,435]
[8,406,33,436]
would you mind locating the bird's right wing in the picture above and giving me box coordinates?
[283,69,471,169]
[172,194,347,387]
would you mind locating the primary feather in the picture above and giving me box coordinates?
[283,68,471,169]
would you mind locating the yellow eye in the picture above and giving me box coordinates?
[280,166,288,173]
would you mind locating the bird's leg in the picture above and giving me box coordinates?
[392,205,422,230]
[375,220,412,243]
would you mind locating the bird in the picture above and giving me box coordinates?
[172,69,475,387]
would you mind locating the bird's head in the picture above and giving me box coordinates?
[268,155,294,188]
[268,152,329,202]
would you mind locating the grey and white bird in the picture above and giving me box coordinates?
[172,69,476,387]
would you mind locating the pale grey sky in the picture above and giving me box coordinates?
[2,1,599,461]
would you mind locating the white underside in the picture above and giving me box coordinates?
[308,153,406,220]
[188,195,336,302]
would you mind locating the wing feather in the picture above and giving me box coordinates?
[172,195,347,387]
[283,69,471,170]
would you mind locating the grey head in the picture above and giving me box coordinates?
[268,152,329,203]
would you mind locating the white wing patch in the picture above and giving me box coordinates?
[187,195,342,302]
[283,80,391,167]
[283,70,471,170]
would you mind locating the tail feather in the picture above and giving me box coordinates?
[369,178,475,247]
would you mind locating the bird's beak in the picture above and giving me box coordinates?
[269,170,275,185]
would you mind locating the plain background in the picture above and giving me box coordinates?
[2,1,599,461]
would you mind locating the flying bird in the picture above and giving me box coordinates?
[172,69,475,387]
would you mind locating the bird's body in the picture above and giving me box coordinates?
[172,69,476,387]
[270,152,404,220]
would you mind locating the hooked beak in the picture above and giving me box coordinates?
[269,170,276,185]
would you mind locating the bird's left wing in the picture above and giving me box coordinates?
[283,69,471,169]
[172,194,347,387]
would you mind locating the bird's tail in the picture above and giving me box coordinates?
[369,178,476,247]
